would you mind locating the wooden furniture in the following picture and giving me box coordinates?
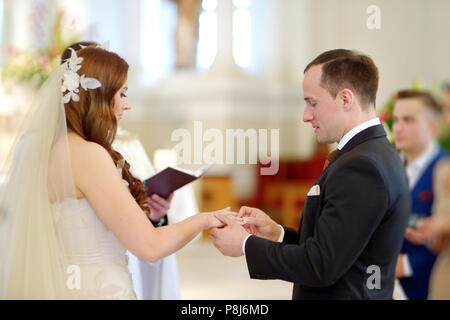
[200,175,237,238]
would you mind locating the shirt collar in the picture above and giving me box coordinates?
[337,117,381,150]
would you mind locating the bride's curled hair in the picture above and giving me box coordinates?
[63,46,150,216]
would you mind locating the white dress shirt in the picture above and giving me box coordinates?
[336,117,381,150]
[241,118,382,255]
[401,141,440,191]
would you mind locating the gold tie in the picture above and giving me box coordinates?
[323,149,339,170]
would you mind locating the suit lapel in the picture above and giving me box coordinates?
[340,124,387,152]
[327,124,387,168]
[296,125,388,241]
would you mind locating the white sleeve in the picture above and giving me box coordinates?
[242,224,285,255]
[277,224,285,242]
[403,254,413,277]
[242,234,252,255]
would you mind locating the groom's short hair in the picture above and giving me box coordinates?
[304,49,379,110]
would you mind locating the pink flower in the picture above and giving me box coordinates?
[379,109,392,123]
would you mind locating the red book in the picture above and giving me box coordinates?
[144,164,213,199]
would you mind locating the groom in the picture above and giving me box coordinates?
[211,49,411,299]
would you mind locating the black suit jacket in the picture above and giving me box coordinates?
[245,125,410,299]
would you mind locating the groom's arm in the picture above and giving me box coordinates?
[282,226,298,244]
[244,158,389,287]
[241,224,297,254]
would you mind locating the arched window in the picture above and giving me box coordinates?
[232,0,251,68]
[196,0,217,70]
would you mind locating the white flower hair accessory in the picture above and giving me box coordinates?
[61,48,101,104]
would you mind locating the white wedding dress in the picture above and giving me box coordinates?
[54,197,137,299]
[0,58,141,299]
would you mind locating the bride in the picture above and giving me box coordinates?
[0,45,230,299]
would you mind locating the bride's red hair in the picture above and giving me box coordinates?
[63,46,150,216]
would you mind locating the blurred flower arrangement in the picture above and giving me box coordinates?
[438,115,450,151]
[1,8,80,88]
[378,79,450,150]
[0,5,82,171]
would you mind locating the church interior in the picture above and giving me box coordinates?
[1,0,450,300]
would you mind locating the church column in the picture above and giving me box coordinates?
[209,0,241,77]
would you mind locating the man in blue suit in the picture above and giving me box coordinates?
[393,89,446,300]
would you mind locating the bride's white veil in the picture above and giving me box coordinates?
[0,63,81,299]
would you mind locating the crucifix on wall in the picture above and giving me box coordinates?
[170,0,201,69]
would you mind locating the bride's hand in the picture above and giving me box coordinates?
[202,207,240,229]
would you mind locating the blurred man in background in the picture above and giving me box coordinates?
[393,90,446,300]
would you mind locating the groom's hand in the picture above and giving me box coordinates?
[210,213,249,257]
[238,206,281,242]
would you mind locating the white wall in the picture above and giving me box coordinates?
[3,0,450,197]
[307,0,450,106]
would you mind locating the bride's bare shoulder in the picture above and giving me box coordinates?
[68,132,114,168]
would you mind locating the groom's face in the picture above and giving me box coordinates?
[302,64,345,144]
